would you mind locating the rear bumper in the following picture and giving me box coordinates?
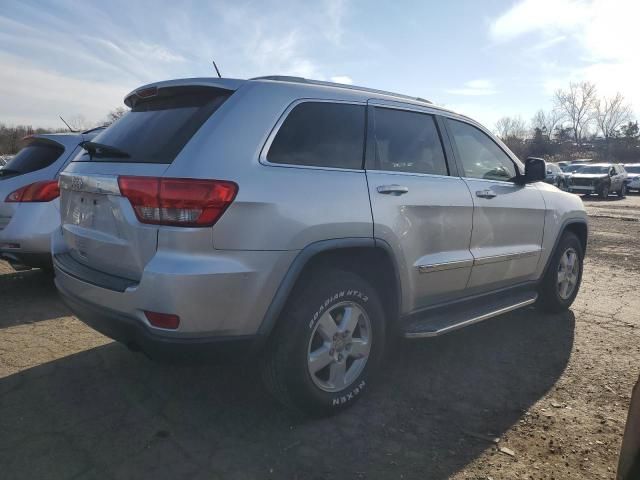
[56,277,261,361]
[52,243,296,344]
[0,201,60,259]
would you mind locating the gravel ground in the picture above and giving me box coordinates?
[0,194,639,480]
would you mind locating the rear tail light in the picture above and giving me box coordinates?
[144,311,180,329]
[5,180,60,202]
[117,176,238,227]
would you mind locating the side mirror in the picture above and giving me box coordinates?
[518,157,546,184]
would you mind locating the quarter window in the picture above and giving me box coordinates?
[267,102,365,169]
[447,119,517,182]
[372,107,448,175]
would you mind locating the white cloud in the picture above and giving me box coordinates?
[489,0,591,41]
[0,53,131,128]
[445,79,497,96]
[490,0,640,114]
[330,75,353,84]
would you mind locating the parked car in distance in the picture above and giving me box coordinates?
[567,163,627,199]
[558,163,584,190]
[52,76,588,415]
[0,128,103,270]
[623,164,640,193]
[545,163,563,186]
[557,161,570,169]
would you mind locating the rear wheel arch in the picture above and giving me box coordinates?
[258,239,401,342]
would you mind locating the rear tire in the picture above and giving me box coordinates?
[261,268,386,416]
[537,231,584,313]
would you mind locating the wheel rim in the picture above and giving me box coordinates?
[557,247,580,300]
[307,301,372,393]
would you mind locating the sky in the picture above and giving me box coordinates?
[1,0,638,130]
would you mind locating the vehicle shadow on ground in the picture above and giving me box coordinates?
[0,308,574,480]
[0,269,69,328]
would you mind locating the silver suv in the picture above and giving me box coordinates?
[53,76,588,415]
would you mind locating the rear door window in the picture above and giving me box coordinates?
[0,141,64,178]
[267,102,365,169]
[370,107,448,175]
[75,87,230,164]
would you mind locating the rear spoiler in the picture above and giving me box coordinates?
[124,78,244,108]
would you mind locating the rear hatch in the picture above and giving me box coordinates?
[58,84,232,282]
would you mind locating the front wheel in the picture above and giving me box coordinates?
[537,231,584,312]
[262,268,386,416]
[599,184,610,199]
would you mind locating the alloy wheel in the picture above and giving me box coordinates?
[307,301,372,392]
[557,247,579,300]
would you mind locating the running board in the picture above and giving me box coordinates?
[403,288,538,338]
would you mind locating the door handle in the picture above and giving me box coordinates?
[475,189,497,199]
[377,185,409,195]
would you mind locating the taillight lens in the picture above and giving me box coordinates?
[5,180,60,202]
[117,176,238,227]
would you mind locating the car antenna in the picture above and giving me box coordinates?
[59,116,77,133]
[212,59,222,78]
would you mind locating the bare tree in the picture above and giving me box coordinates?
[104,107,128,126]
[554,81,598,145]
[531,109,563,140]
[495,116,528,141]
[595,92,632,142]
[65,114,92,132]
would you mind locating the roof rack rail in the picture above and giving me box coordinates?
[251,75,433,105]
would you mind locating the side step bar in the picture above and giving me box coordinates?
[403,288,538,338]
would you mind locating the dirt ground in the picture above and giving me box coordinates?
[1,194,639,480]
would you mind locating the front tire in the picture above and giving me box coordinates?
[538,231,584,313]
[262,268,386,416]
[599,183,610,199]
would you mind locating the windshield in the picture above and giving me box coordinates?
[1,141,64,178]
[625,166,640,173]
[578,166,609,174]
[563,164,583,172]
[74,87,230,164]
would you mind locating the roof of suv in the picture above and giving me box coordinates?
[124,76,457,116]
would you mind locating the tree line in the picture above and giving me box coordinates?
[495,81,638,163]
[0,107,128,155]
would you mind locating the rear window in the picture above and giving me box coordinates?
[626,166,640,173]
[75,87,230,164]
[0,141,64,179]
[267,102,365,169]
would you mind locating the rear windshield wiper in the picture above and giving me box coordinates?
[80,141,130,159]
